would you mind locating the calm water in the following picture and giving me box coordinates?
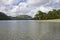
[0,20,60,40]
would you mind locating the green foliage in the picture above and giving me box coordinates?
[33,11,48,20]
[33,9,60,20]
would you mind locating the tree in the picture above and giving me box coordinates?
[47,9,60,19]
[56,9,60,18]
[33,9,60,20]
[33,11,47,20]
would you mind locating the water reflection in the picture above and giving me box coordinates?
[0,20,60,40]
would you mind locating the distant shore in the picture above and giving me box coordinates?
[0,19,60,22]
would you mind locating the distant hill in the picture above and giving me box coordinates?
[13,15,32,20]
[0,12,11,20]
[0,12,32,20]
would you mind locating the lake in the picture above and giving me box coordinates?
[0,20,60,40]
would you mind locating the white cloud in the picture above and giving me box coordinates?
[39,6,53,12]
[27,0,41,4]
[26,6,53,17]
[0,0,60,17]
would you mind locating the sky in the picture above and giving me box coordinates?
[0,0,60,17]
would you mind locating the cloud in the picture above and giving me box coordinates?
[0,0,60,17]
[39,6,53,12]
[27,0,41,4]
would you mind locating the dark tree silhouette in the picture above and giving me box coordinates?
[0,12,11,20]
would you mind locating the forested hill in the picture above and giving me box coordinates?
[12,15,32,20]
[0,12,11,20]
[0,12,32,20]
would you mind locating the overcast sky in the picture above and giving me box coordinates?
[0,0,60,17]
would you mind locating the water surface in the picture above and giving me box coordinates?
[0,20,60,40]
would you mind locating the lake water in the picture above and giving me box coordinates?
[0,20,60,40]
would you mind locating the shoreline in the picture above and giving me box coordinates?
[0,19,60,22]
[34,19,60,22]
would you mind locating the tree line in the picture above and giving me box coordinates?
[0,9,60,20]
[33,9,60,20]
